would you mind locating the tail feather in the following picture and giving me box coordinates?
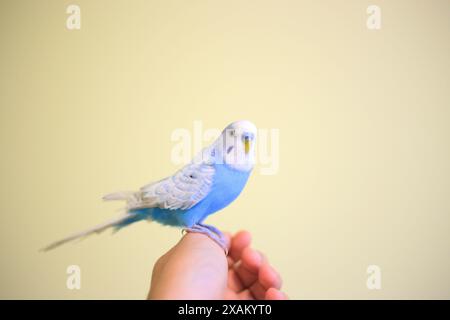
[41,190,148,252]
[102,191,135,201]
[41,213,136,252]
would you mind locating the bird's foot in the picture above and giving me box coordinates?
[198,223,223,237]
[182,224,228,255]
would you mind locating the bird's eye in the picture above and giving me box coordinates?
[229,129,235,136]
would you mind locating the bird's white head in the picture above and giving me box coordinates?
[212,120,257,172]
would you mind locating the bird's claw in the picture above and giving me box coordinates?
[182,224,228,255]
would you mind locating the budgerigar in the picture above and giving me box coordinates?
[42,120,257,253]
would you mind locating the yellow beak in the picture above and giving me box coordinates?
[244,139,251,154]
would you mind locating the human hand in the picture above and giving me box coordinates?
[148,230,287,300]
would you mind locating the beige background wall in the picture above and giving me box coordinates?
[1,0,449,299]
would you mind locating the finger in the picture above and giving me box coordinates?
[241,247,263,273]
[227,256,235,267]
[236,289,255,300]
[227,269,244,292]
[229,230,252,262]
[235,247,262,287]
[258,263,282,290]
[265,288,288,300]
[256,250,268,264]
[249,281,267,300]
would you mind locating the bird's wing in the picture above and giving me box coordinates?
[133,161,216,211]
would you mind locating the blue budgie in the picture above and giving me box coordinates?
[43,120,257,253]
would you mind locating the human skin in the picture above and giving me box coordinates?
[148,230,287,300]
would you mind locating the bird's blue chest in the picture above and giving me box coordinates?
[201,164,251,216]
